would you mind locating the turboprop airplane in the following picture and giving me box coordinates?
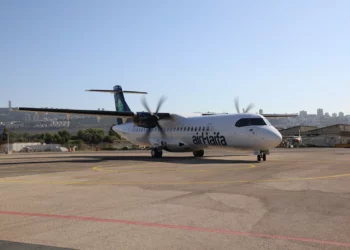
[283,129,303,147]
[15,85,297,161]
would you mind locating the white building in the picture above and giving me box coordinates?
[1,143,67,153]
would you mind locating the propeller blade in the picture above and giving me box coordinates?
[156,122,166,138]
[141,96,152,115]
[234,97,240,113]
[244,103,254,113]
[142,128,152,141]
[155,96,166,114]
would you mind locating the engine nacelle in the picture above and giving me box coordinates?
[133,112,157,128]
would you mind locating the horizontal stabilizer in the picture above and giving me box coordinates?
[86,89,147,94]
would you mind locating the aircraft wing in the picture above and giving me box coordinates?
[14,107,135,118]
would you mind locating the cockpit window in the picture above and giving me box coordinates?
[235,118,266,127]
[262,117,271,126]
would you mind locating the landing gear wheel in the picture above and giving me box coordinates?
[193,150,204,157]
[257,155,261,161]
[262,154,266,161]
[151,149,163,158]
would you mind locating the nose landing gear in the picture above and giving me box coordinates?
[257,153,266,161]
[256,150,268,161]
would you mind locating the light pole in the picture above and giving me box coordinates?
[7,130,9,153]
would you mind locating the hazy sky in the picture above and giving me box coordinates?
[1,0,349,116]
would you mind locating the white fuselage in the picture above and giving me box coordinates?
[113,113,282,153]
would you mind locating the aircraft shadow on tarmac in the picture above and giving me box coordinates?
[0,241,77,250]
[0,155,258,166]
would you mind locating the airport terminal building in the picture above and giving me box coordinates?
[279,124,350,147]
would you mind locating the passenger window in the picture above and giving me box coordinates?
[198,127,201,131]
[195,127,197,131]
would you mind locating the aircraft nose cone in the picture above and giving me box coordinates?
[268,129,282,147]
[264,128,282,148]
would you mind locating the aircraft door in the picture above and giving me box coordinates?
[206,123,214,132]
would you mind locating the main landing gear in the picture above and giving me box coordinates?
[151,148,163,158]
[193,150,204,157]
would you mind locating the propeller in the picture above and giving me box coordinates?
[234,97,255,113]
[140,96,168,140]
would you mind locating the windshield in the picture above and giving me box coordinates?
[235,118,267,127]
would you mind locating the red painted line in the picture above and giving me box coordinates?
[0,210,349,247]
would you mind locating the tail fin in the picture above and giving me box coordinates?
[113,85,132,112]
[86,85,147,125]
[114,85,131,125]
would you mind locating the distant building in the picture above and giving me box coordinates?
[339,112,344,118]
[325,112,330,117]
[304,124,350,146]
[8,100,11,109]
[259,109,263,115]
[332,113,337,118]
[0,142,66,153]
[279,125,317,136]
[299,110,307,116]
[317,108,323,116]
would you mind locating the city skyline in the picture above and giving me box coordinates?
[2,100,350,118]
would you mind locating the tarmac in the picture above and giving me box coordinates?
[0,148,349,250]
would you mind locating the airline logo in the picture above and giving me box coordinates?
[192,132,227,146]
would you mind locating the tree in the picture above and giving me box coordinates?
[103,135,115,143]
[1,127,8,142]
[57,130,71,144]
[53,134,62,144]
[77,130,85,140]
[109,128,121,140]
[80,128,105,144]
[44,132,54,144]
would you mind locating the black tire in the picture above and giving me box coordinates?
[156,150,163,158]
[257,155,261,161]
[262,154,266,161]
[193,150,204,157]
[151,149,163,158]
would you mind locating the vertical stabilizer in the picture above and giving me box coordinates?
[113,85,131,125]
[113,85,132,112]
[86,86,147,125]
